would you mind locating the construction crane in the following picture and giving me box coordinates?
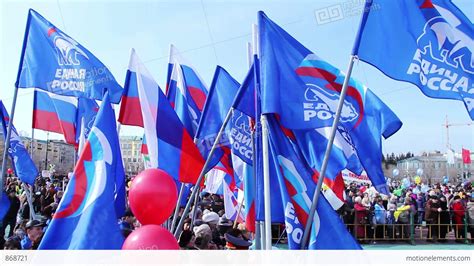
[443,115,473,149]
[442,115,473,180]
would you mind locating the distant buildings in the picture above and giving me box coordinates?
[396,151,473,184]
[119,136,146,176]
[0,135,146,178]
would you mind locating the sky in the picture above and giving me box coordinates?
[0,0,473,156]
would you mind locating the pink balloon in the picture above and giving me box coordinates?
[122,225,179,250]
[129,169,177,225]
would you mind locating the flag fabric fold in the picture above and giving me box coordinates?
[33,90,77,145]
[0,101,38,185]
[39,92,124,249]
[195,66,240,173]
[166,45,208,136]
[258,11,402,195]
[126,49,205,185]
[267,115,361,250]
[16,9,123,103]
[462,148,471,164]
[354,0,474,120]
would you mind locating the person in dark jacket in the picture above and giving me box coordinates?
[425,194,442,242]
[438,196,450,242]
[1,189,20,239]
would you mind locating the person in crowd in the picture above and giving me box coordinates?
[466,193,474,243]
[451,195,466,242]
[217,217,233,243]
[1,188,21,239]
[425,193,441,242]
[354,196,369,241]
[21,220,45,250]
[416,192,426,226]
[202,211,223,248]
[192,224,216,250]
[394,198,413,240]
[3,236,21,250]
[224,228,252,250]
[178,230,197,250]
[386,196,398,238]
[373,198,387,240]
[438,196,450,242]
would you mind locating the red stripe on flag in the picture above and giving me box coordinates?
[118,96,143,127]
[188,86,207,111]
[32,109,62,134]
[245,203,256,233]
[54,141,92,219]
[178,129,205,186]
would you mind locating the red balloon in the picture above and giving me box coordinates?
[7,168,13,174]
[122,225,179,250]
[129,169,177,225]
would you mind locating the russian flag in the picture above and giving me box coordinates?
[166,45,208,136]
[127,49,205,185]
[118,69,143,127]
[33,90,77,144]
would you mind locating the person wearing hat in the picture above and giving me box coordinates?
[224,228,252,250]
[22,220,45,250]
[202,211,223,248]
[192,224,216,250]
[425,194,441,242]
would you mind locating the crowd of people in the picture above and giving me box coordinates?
[338,180,474,244]
[1,174,473,250]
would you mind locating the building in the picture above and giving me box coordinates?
[24,137,76,176]
[397,151,473,184]
[1,135,146,178]
[119,136,146,176]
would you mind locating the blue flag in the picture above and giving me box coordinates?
[267,115,361,250]
[230,63,258,231]
[354,0,473,120]
[250,55,285,223]
[75,98,99,145]
[16,9,123,103]
[39,92,124,249]
[258,11,402,194]
[0,101,38,185]
[195,66,241,172]
[0,192,11,221]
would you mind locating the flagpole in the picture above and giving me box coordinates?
[173,107,234,238]
[247,39,262,250]
[189,186,201,230]
[170,184,185,233]
[30,128,35,157]
[260,114,272,250]
[300,54,358,249]
[0,86,19,196]
[233,196,245,228]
